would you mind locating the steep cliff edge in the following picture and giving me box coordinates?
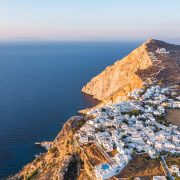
[82,39,180,106]
[82,40,152,101]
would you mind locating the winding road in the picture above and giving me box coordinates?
[148,52,166,78]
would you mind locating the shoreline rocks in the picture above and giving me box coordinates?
[35,141,52,150]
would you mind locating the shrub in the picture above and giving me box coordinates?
[130,109,141,116]
[26,169,38,180]
[77,121,85,128]
[143,86,149,92]
[122,135,128,139]
[138,91,143,96]
[175,175,180,180]
[109,115,114,120]
[126,109,141,116]
[121,112,127,115]
[145,156,151,160]
[49,147,58,154]
[101,108,106,112]
[123,119,128,125]
[156,116,170,127]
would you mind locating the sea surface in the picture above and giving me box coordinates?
[0,41,141,179]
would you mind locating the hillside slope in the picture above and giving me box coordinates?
[82,39,180,104]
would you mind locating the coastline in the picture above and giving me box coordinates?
[9,39,180,180]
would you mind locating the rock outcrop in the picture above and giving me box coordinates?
[80,39,180,113]
[9,116,85,180]
[82,39,152,101]
[35,141,52,150]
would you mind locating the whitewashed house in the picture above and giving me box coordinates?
[156,48,169,54]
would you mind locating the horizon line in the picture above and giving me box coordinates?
[0,38,180,45]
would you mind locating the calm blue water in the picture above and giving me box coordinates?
[0,41,140,178]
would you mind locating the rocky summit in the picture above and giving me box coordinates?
[10,39,180,180]
[82,39,180,105]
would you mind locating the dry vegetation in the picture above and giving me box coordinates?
[83,143,109,167]
[107,149,119,157]
[165,109,180,127]
[165,155,180,168]
[116,154,165,179]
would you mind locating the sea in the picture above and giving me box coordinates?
[0,41,141,179]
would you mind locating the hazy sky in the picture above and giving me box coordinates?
[0,0,180,41]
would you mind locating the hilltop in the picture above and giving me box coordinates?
[81,39,180,113]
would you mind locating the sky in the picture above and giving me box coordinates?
[0,0,180,42]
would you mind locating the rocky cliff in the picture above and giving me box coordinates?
[82,39,180,103]
[82,40,152,101]
[9,116,97,180]
[80,39,180,113]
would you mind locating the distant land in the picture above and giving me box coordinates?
[0,37,180,44]
[10,39,180,180]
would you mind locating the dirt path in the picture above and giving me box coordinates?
[148,52,166,77]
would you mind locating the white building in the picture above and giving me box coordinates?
[169,165,179,173]
[148,147,156,158]
[156,48,169,54]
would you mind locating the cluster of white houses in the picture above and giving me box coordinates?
[75,85,180,179]
[156,48,170,54]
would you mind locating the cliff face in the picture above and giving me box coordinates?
[82,40,152,101]
[82,39,180,106]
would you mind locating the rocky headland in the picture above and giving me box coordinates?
[9,39,180,180]
[80,39,180,113]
